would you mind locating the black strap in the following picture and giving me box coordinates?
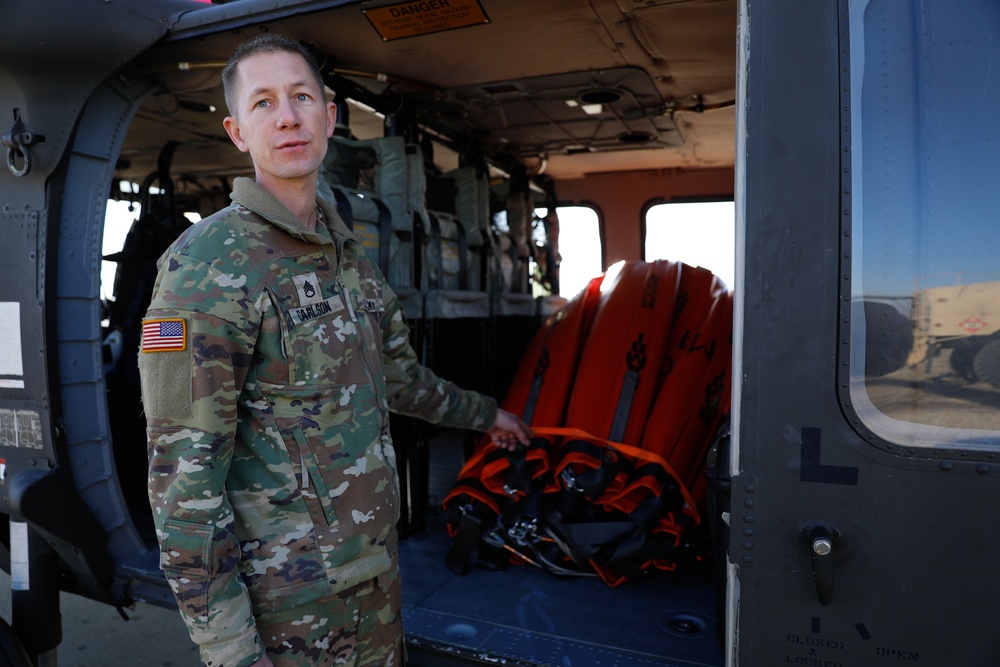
[609,332,648,442]
[445,508,485,575]
[428,212,442,290]
[445,434,694,581]
[626,462,687,511]
[331,186,353,230]
[373,196,392,279]
[412,211,424,291]
[558,439,632,500]
[455,218,469,291]
[523,346,550,424]
[507,230,523,293]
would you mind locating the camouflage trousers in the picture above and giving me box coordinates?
[255,564,403,666]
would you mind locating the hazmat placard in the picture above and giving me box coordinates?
[364,0,489,41]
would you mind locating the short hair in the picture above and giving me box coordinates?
[221,33,325,116]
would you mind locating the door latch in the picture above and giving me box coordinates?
[801,522,840,605]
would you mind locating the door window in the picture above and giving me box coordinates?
[849,0,1000,449]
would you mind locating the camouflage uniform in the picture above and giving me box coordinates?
[138,177,496,667]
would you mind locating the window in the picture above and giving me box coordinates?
[550,206,603,299]
[102,198,137,305]
[102,184,201,314]
[644,201,735,290]
[849,0,1000,449]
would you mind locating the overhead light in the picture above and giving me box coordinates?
[617,131,655,144]
[578,88,623,105]
[178,99,216,113]
[565,99,603,114]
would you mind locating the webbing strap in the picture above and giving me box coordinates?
[522,347,550,425]
[331,187,353,230]
[445,508,484,575]
[480,437,551,500]
[373,196,392,279]
[411,211,424,291]
[446,427,699,583]
[443,477,502,516]
[528,426,697,511]
[455,220,469,291]
[556,438,627,500]
[608,333,647,442]
[536,426,699,580]
[428,212,442,290]
[608,370,638,442]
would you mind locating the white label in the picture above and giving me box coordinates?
[0,409,43,449]
[0,303,23,377]
[11,521,29,591]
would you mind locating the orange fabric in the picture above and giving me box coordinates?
[443,260,733,585]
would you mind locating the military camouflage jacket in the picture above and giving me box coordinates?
[138,177,496,667]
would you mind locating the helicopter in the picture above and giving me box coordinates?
[0,0,998,665]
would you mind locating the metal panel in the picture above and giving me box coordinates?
[734,0,1000,664]
[0,0,179,609]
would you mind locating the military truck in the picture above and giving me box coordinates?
[908,280,1000,387]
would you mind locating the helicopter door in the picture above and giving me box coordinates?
[731,0,1000,665]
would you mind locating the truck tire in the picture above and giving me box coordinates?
[863,301,912,377]
[949,338,981,383]
[0,618,31,667]
[973,339,1000,388]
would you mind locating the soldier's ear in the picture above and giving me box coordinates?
[224,115,249,153]
[326,102,336,139]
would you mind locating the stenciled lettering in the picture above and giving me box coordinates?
[784,656,842,667]
[876,647,919,661]
[785,635,845,650]
[389,0,451,17]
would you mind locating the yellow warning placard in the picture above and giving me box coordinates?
[364,0,490,41]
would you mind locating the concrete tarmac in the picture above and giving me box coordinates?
[0,569,199,666]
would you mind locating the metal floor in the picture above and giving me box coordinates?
[396,433,726,667]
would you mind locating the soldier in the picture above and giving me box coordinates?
[138,33,532,667]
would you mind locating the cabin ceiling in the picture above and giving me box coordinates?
[118,0,737,188]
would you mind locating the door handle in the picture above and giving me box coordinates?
[801,523,840,605]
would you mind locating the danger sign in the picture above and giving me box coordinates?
[959,317,988,333]
[364,0,490,41]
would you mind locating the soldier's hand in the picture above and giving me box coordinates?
[250,655,274,667]
[487,408,533,451]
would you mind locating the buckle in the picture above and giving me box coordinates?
[560,468,584,492]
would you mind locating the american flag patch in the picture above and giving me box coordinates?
[141,319,186,353]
